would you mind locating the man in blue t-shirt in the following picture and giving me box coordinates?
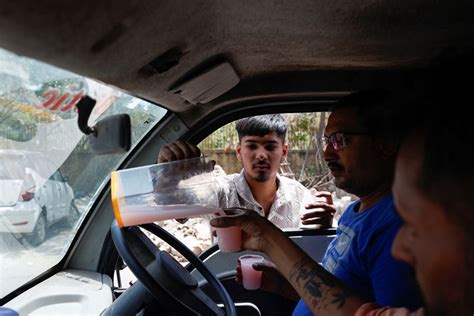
[222,92,421,315]
[292,196,421,315]
[321,195,419,306]
[291,91,422,315]
[213,62,474,316]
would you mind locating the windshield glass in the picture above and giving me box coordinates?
[0,48,167,298]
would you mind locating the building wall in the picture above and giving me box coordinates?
[205,150,318,177]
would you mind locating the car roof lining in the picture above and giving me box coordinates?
[0,0,473,114]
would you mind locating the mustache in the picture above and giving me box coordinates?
[327,161,344,171]
[253,162,270,168]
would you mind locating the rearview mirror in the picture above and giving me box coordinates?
[89,114,131,154]
[76,96,131,155]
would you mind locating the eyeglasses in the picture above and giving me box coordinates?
[321,132,368,151]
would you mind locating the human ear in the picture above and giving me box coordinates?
[236,143,242,161]
[281,143,289,162]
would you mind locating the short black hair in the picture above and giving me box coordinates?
[414,103,474,283]
[331,89,408,147]
[415,54,474,230]
[418,106,473,211]
[236,114,287,143]
[410,53,474,309]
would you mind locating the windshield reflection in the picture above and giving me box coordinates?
[0,48,167,298]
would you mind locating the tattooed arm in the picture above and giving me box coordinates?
[268,233,365,315]
[211,210,365,316]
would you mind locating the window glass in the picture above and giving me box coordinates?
[200,113,332,186]
[0,48,167,298]
[115,113,356,289]
[149,114,351,260]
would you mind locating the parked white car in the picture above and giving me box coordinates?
[0,150,78,246]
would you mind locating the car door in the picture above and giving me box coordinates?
[29,158,59,222]
[52,169,74,219]
[111,110,342,315]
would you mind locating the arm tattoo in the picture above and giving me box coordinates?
[289,257,353,311]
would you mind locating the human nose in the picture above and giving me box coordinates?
[323,140,337,161]
[391,226,416,267]
[255,148,268,160]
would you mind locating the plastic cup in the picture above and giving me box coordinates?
[214,208,246,253]
[239,254,264,290]
[215,226,241,252]
[111,156,219,227]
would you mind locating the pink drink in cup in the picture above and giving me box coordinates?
[215,226,241,252]
[215,208,246,253]
[239,254,264,290]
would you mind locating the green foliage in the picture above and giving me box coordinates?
[200,114,327,151]
[200,122,237,151]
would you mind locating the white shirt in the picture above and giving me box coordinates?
[215,170,314,229]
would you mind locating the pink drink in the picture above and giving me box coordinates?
[214,208,246,252]
[239,255,264,290]
[215,226,241,252]
[120,204,219,227]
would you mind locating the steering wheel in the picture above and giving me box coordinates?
[111,220,236,315]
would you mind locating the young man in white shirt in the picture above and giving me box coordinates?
[158,114,334,229]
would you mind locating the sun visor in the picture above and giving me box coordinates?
[170,62,239,105]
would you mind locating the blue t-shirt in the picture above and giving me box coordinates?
[293,194,422,316]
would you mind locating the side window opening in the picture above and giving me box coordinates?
[113,112,355,291]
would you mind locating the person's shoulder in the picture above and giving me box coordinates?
[336,200,359,224]
[223,172,240,180]
[361,196,403,244]
[275,176,310,203]
[371,195,401,226]
[214,172,241,192]
[343,196,398,235]
[213,170,240,181]
[277,175,306,188]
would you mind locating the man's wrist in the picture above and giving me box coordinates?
[261,227,302,262]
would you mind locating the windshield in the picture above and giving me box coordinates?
[0,48,167,298]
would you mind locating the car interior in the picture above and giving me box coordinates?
[0,1,473,315]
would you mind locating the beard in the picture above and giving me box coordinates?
[253,170,270,182]
[425,240,474,316]
[333,174,369,196]
[328,162,354,192]
[251,162,272,182]
[328,163,376,197]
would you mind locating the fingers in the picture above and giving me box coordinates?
[210,214,245,228]
[305,202,336,212]
[157,141,201,162]
[301,206,334,226]
[301,203,334,226]
[301,217,333,226]
[210,209,264,229]
[301,208,334,220]
[176,140,201,158]
[314,190,333,204]
[157,145,174,162]
[212,210,279,253]
[165,142,193,160]
[252,259,276,271]
[235,265,243,284]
